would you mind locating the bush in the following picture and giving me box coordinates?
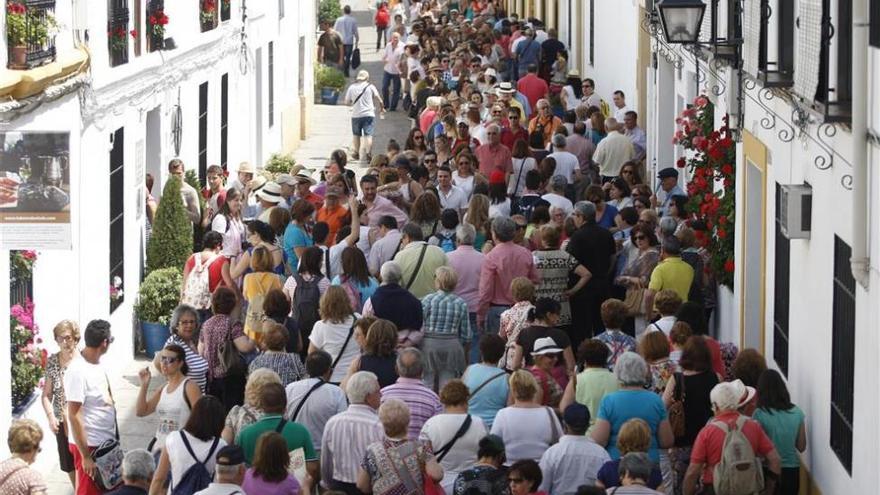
[319,0,342,24]
[146,177,193,274]
[10,300,46,409]
[134,267,184,325]
[184,169,206,213]
[315,64,346,90]
[265,153,296,177]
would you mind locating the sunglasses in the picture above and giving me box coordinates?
[634,235,646,241]
[424,158,437,163]
[160,356,179,364]
[414,135,424,140]
[509,115,520,119]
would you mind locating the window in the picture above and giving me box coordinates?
[589,0,595,65]
[109,128,125,313]
[268,42,275,128]
[221,73,228,171]
[198,81,208,184]
[830,235,855,473]
[108,0,130,67]
[814,0,852,122]
[758,0,795,86]
[872,0,880,47]
[147,0,166,52]
[773,184,790,376]
[279,0,284,19]
[201,0,218,31]
[6,0,58,70]
[221,0,231,21]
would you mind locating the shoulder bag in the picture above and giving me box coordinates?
[330,317,357,372]
[668,372,686,438]
[92,375,125,491]
[470,370,507,397]
[509,158,527,214]
[404,244,429,290]
[218,318,246,378]
[290,380,327,421]
[434,414,473,462]
[545,406,560,445]
[352,84,371,106]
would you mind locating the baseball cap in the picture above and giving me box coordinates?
[562,404,590,429]
[215,445,245,466]
[657,168,679,179]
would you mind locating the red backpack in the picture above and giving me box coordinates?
[375,9,390,28]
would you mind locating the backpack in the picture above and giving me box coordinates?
[375,9,390,28]
[711,416,764,495]
[181,253,219,310]
[528,122,546,149]
[171,433,220,495]
[291,273,321,339]
[433,231,457,253]
[340,277,364,313]
[599,99,612,119]
[517,196,550,222]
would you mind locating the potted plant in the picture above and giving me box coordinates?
[108,27,136,65]
[201,0,218,31]
[148,8,169,51]
[134,267,183,358]
[265,153,296,178]
[146,176,193,275]
[318,0,342,25]
[315,64,346,105]
[7,1,28,67]
[10,299,47,413]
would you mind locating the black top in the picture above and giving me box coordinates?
[360,353,399,388]
[107,486,149,495]
[515,325,571,367]
[677,370,719,447]
[269,316,302,354]
[566,223,616,289]
[370,284,424,331]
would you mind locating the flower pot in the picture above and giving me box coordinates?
[10,45,28,69]
[141,321,170,358]
[320,87,340,105]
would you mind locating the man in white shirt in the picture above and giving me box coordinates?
[581,78,602,109]
[343,70,385,162]
[321,371,384,493]
[168,159,202,225]
[613,90,631,122]
[65,319,117,494]
[548,133,580,185]
[541,175,574,217]
[594,118,635,180]
[539,404,610,494]
[368,215,404,276]
[381,32,405,112]
[285,351,348,457]
[436,166,469,214]
[333,5,359,77]
[624,111,647,161]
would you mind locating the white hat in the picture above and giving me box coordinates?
[238,161,256,174]
[711,380,747,411]
[531,337,562,356]
[356,70,370,82]
[496,81,516,94]
[247,175,267,192]
[293,173,316,186]
[276,173,298,186]
[483,67,498,79]
[256,182,283,204]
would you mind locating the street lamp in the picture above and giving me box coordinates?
[656,0,706,44]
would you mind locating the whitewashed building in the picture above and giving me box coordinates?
[512,0,880,492]
[0,0,316,430]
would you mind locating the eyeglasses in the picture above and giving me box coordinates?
[178,319,197,326]
[57,335,78,342]
[634,235,646,241]
[159,356,179,364]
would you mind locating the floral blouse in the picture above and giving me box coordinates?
[529,365,563,408]
[248,352,306,386]
[647,358,680,395]
[225,403,263,441]
[498,301,535,369]
[362,437,433,495]
[45,353,68,421]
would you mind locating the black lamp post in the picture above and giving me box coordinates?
[657,0,707,44]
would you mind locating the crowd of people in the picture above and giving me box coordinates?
[0,2,807,495]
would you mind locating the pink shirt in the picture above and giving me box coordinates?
[366,195,408,228]
[420,109,437,134]
[474,143,514,176]
[447,245,485,313]
[478,241,541,320]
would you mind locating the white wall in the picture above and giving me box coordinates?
[579,0,641,107]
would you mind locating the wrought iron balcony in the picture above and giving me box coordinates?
[107,0,130,66]
[200,0,218,32]
[147,0,166,52]
[6,0,57,70]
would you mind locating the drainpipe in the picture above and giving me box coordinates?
[851,0,870,288]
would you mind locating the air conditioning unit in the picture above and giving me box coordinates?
[780,184,812,239]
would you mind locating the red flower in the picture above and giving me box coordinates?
[721,164,734,176]
[676,158,686,168]
[717,228,727,239]
[149,15,157,24]
[695,96,709,108]
[719,137,733,149]
[718,215,728,225]
[708,145,724,161]
[724,259,735,273]
[130,29,138,38]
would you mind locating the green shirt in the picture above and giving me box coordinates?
[393,242,449,299]
[236,414,316,465]
[575,367,619,433]
[648,256,694,302]
[753,405,805,468]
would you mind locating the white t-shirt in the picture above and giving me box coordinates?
[165,430,226,491]
[438,185,469,212]
[489,198,511,219]
[547,151,579,184]
[451,172,476,199]
[344,81,382,119]
[63,357,117,446]
[309,315,360,383]
[419,414,489,493]
[490,406,563,464]
[508,157,537,197]
[328,226,372,280]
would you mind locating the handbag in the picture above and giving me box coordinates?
[218,318,246,378]
[622,286,646,317]
[351,47,362,69]
[423,471,445,495]
[668,372,686,438]
[92,375,124,490]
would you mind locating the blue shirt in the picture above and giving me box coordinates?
[597,204,619,229]
[753,405,805,468]
[283,223,313,270]
[462,364,509,429]
[330,275,379,307]
[597,389,668,461]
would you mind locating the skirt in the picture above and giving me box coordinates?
[422,334,467,378]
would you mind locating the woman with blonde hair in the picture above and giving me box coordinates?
[595,418,664,490]
[464,193,491,251]
[421,266,472,391]
[40,320,79,487]
[489,370,563,464]
[242,245,284,345]
[0,419,47,494]
[499,277,536,369]
[221,368,283,444]
[308,286,360,384]
[242,432,303,495]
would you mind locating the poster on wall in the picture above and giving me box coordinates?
[0,132,71,250]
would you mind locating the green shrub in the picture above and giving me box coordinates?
[265,153,296,177]
[134,267,183,325]
[319,0,342,24]
[146,177,193,274]
[184,169,206,213]
[315,64,346,90]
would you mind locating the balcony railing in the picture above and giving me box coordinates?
[811,0,852,124]
[107,0,130,66]
[6,0,57,70]
[146,0,165,52]
[200,0,218,32]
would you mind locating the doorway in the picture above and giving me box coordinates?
[145,106,162,199]
[255,47,263,168]
[741,130,768,352]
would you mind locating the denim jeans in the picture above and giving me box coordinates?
[467,312,482,363]
[382,70,401,110]
[342,44,354,77]
[485,305,509,338]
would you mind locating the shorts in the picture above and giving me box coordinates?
[56,423,74,473]
[351,116,375,136]
[69,443,103,495]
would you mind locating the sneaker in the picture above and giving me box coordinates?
[365,153,373,163]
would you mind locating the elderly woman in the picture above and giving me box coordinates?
[452,434,508,495]
[0,419,47,494]
[308,286,360,384]
[248,322,305,385]
[533,225,591,328]
[640,331,679,395]
[137,344,202,454]
[165,303,209,392]
[527,337,565,408]
[506,459,544,495]
[609,453,664,494]
[499,277,536,369]
[560,339,619,432]
[199,287,256,411]
[40,320,79,487]
[422,266,473,391]
[342,319,399,389]
[595,419,664,490]
[221,368,283,444]
[490,370,564,464]
[592,352,674,462]
[420,380,489,494]
[357,399,444,495]
[462,335,510,429]
[362,261,424,346]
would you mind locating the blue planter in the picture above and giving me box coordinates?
[320,87,340,105]
[141,321,170,358]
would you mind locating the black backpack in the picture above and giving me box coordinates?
[291,272,321,341]
[170,433,219,495]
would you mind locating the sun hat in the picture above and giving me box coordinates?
[256,182,283,204]
[247,175,267,193]
[531,337,562,356]
[237,161,256,174]
[276,173,298,186]
[496,82,516,94]
[293,173,316,186]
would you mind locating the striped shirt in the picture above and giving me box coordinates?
[320,404,384,485]
[381,378,444,440]
[166,334,208,392]
[421,290,473,342]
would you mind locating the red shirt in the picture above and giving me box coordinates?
[516,74,549,115]
[705,336,726,377]
[184,253,230,292]
[474,143,513,176]
[478,241,541,320]
[501,126,529,150]
[690,411,776,484]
